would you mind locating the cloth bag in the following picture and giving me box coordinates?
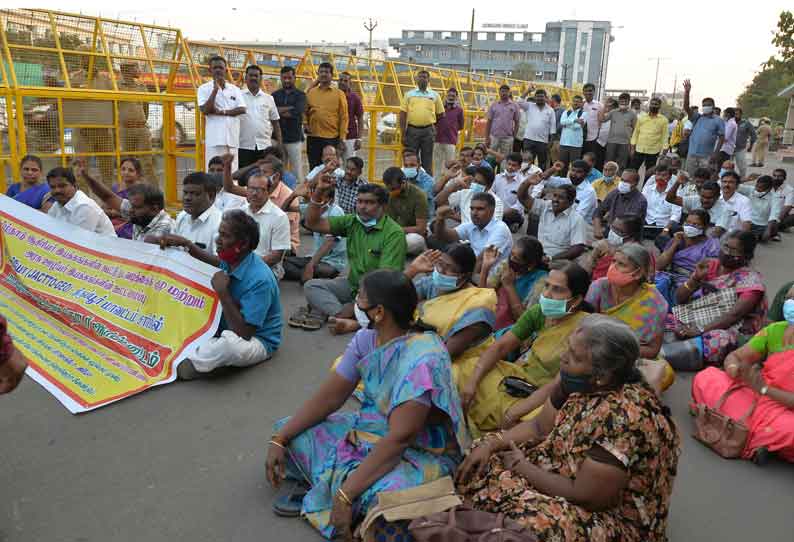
[691,384,757,458]
[409,506,537,542]
[673,287,737,330]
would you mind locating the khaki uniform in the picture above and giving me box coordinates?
[69,70,115,188]
[118,79,156,183]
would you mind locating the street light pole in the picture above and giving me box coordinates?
[364,18,378,63]
[466,8,475,75]
[649,56,670,97]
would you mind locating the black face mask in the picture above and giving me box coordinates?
[719,252,745,270]
[130,213,156,227]
[649,106,660,113]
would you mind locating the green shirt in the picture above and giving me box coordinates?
[386,183,429,228]
[511,304,546,341]
[328,213,407,293]
[748,321,794,356]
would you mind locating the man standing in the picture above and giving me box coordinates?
[549,94,564,164]
[719,107,738,165]
[433,87,465,177]
[581,83,604,168]
[400,70,445,175]
[629,97,668,177]
[305,62,348,170]
[273,66,307,182]
[682,79,725,175]
[238,65,281,168]
[751,118,772,167]
[117,62,155,183]
[338,71,364,161]
[600,92,636,171]
[518,88,556,169]
[486,85,521,164]
[734,108,756,178]
[558,95,587,172]
[198,56,246,172]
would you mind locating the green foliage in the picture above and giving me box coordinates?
[510,63,536,82]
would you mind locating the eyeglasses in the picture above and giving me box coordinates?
[247,186,268,194]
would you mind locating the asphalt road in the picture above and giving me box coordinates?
[3,163,794,542]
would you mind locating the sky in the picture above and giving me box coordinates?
[29,1,788,106]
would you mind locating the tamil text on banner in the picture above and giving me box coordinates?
[0,196,221,413]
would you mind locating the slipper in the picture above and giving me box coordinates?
[772,235,782,242]
[273,482,308,517]
[300,312,324,331]
[288,307,310,328]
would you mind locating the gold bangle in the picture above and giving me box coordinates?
[268,440,285,450]
[336,488,353,506]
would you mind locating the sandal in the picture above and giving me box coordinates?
[287,307,311,329]
[300,312,324,331]
[272,481,309,517]
[772,234,782,242]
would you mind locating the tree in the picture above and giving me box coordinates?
[737,11,794,122]
[510,63,536,82]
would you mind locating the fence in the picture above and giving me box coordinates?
[1,8,575,206]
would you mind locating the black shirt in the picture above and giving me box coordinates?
[272,87,307,143]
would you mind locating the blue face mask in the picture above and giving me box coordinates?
[432,268,460,293]
[538,294,570,318]
[719,168,728,179]
[783,299,794,325]
[470,183,485,193]
[356,214,377,228]
[560,369,594,395]
[402,167,418,178]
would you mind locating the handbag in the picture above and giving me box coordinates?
[409,506,537,542]
[672,287,737,331]
[691,385,757,458]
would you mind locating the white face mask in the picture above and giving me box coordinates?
[683,225,703,238]
[354,304,372,329]
[617,181,631,194]
[607,229,625,246]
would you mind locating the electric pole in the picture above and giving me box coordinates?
[466,9,475,75]
[364,18,378,62]
[648,56,670,97]
[561,64,571,88]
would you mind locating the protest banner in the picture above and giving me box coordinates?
[0,197,221,413]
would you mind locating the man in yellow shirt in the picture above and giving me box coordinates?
[399,70,444,175]
[591,161,620,202]
[629,97,668,178]
[305,62,349,169]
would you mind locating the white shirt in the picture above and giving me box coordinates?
[582,100,603,142]
[738,185,782,226]
[454,217,513,260]
[641,177,678,226]
[518,102,556,143]
[673,196,731,231]
[774,183,794,208]
[545,177,597,224]
[239,88,280,150]
[306,164,345,182]
[720,191,753,231]
[492,172,526,215]
[242,200,291,279]
[449,188,504,224]
[197,80,246,147]
[597,119,610,147]
[214,188,247,213]
[174,204,223,255]
[530,199,587,257]
[47,190,116,237]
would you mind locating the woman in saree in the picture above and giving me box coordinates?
[6,155,49,210]
[655,209,721,307]
[480,236,548,331]
[693,298,794,464]
[456,315,680,542]
[265,270,468,540]
[663,230,767,371]
[405,244,527,433]
[108,157,145,239]
[461,261,592,428]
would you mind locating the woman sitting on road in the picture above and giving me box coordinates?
[464,261,592,429]
[589,214,652,281]
[405,244,527,433]
[693,307,794,465]
[5,154,49,210]
[266,270,468,540]
[456,315,680,542]
[663,230,767,371]
[654,209,721,307]
[480,236,548,331]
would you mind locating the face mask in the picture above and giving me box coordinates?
[354,304,373,329]
[649,106,660,113]
[619,104,628,111]
[508,260,526,273]
[719,252,744,270]
[539,294,570,318]
[432,268,460,293]
[683,225,703,238]
[560,369,594,395]
[470,183,485,194]
[719,168,728,178]
[702,106,714,115]
[217,240,245,265]
[402,167,417,178]
[506,171,516,179]
[783,299,794,325]
[617,181,631,194]
[603,175,615,183]
[130,213,155,227]
[356,214,377,228]
[607,263,637,287]
[755,189,769,197]
[607,229,625,247]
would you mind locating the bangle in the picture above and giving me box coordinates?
[336,488,353,506]
[268,440,285,450]
[270,434,288,447]
[309,198,325,206]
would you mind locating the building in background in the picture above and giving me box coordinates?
[388,20,613,96]
[201,40,390,61]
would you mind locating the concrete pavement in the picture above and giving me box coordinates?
[2,163,794,542]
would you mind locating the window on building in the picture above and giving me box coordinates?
[544,54,558,63]
[461,32,468,40]
[544,72,557,81]
[580,33,589,48]
[407,31,415,38]
[424,31,434,39]
[495,33,505,41]
[513,33,524,41]
[442,31,452,39]
[535,71,544,78]
[477,32,487,40]
[439,47,451,58]
[532,33,542,43]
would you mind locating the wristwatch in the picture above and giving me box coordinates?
[760,385,769,396]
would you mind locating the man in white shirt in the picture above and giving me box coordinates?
[772,168,794,233]
[198,56,246,172]
[641,164,680,247]
[667,178,731,238]
[433,192,513,270]
[160,172,223,255]
[719,171,753,233]
[46,167,116,237]
[238,65,281,168]
[582,83,604,169]
[544,160,598,225]
[737,174,781,242]
[518,179,587,261]
[491,152,527,232]
[436,165,504,225]
[517,88,556,169]
[209,155,246,212]
[240,171,291,279]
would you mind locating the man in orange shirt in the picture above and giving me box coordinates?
[305,62,348,170]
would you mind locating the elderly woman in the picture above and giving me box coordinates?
[693,296,794,463]
[456,315,680,542]
[654,208,720,307]
[663,230,767,371]
[480,236,548,331]
[266,270,467,540]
